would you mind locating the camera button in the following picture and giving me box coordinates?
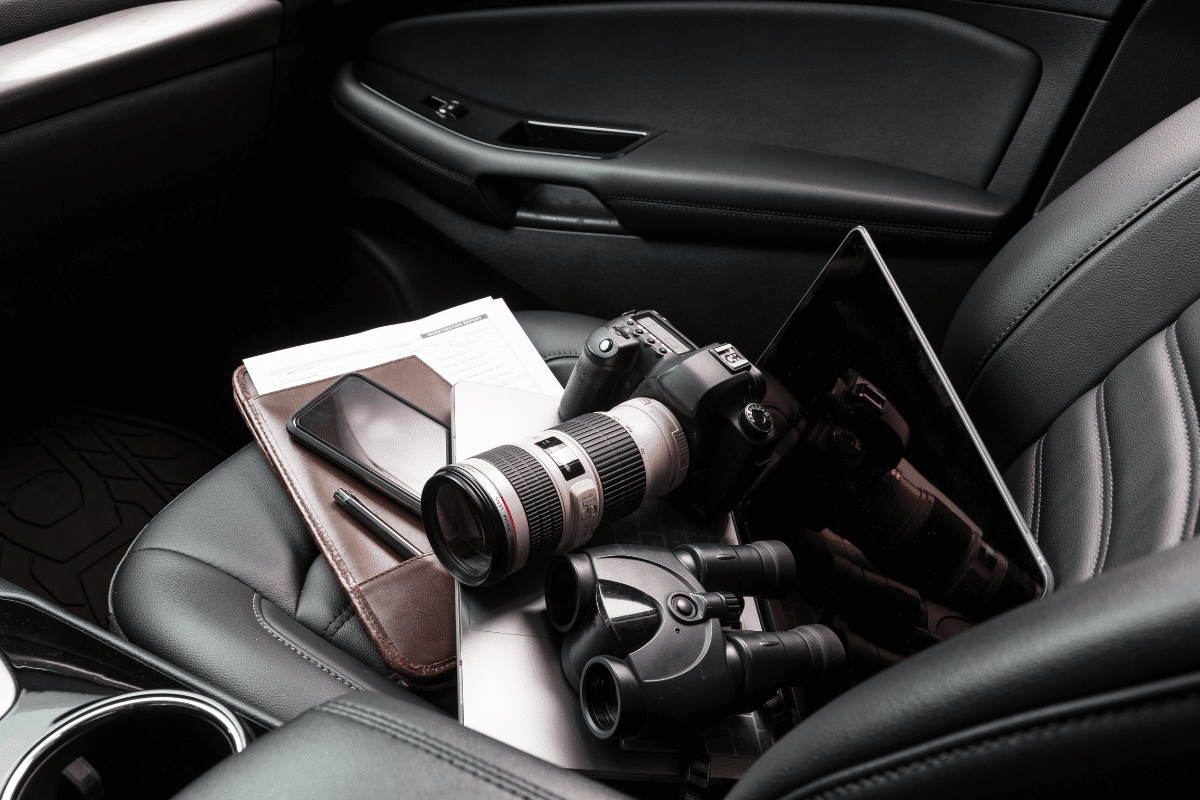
[598,338,614,353]
[740,403,775,438]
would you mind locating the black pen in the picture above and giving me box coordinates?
[333,488,425,561]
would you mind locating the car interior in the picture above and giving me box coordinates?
[2,0,1200,797]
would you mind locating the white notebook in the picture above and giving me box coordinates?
[244,297,563,397]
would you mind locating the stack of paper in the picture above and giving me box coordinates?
[243,297,563,397]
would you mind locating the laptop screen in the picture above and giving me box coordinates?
[750,228,1051,655]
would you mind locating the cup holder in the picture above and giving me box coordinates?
[2,690,248,800]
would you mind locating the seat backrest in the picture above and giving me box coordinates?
[728,103,1200,800]
[941,96,1200,586]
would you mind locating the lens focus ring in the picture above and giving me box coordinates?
[553,413,647,526]
[475,444,564,561]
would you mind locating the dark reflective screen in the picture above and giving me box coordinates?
[750,228,1050,670]
[293,375,450,500]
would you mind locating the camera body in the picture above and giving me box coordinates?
[423,311,785,585]
[558,310,699,419]
[561,311,779,522]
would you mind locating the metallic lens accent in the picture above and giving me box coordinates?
[423,398,688,585]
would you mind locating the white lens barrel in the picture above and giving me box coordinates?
[433,397,690,584]
[604,397,690,500]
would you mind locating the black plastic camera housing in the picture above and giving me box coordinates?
[559,310,780,522]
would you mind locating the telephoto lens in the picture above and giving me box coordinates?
[422,397,690,585]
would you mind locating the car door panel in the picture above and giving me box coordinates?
[336,63,1017,249]
[335,0,1122,353]
[0,52,273,265]
[365,3,1041,189]
[0,0,147,45]
[0,0,280,134]
[0,0,282,268]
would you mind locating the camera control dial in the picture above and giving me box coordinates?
[740,403,774,438]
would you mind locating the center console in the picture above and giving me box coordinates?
[0,583,272,800]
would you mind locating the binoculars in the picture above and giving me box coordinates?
[545,541,845,742]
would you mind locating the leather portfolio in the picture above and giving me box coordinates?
[232,357,457,686]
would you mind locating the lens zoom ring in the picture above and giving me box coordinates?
[475,445,564,561]
[553,413,647,525]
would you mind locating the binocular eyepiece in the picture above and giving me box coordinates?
[545,542,844,742]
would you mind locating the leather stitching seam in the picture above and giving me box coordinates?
[232,370,440,675]
[359,559,417,588]
[1032,437,1044,543]
[1024,441,1037,531]
[320,702,570,800]
[965,164,1200,389]
[333,99,475,187]
[131,546,278,609]
[790,689,1200,800]
[321,603,356,640]
[1093,383,1114,577]
[1166,325,1199,544]
[602,197,996,241]
[252,593,363,691]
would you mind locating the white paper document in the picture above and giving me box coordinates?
[243,297,563,396]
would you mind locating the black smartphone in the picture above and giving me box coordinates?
[287,374,450,515]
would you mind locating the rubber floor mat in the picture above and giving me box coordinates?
[0,411,226,626]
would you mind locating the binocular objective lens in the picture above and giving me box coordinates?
[582,666,621,735]
[545,562,579,631]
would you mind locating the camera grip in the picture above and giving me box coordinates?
[559,349,615,420]
[558,324,639,419]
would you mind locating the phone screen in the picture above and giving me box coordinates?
[291,374,450,507]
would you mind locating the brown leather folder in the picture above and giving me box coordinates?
[233,357,457,687]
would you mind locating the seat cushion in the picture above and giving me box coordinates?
[941,95,1200,587]
[108,309,600,722]
[1002,297,1200,587]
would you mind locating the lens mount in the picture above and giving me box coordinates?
[422,465,513,586]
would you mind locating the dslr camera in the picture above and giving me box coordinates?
[423,311,781,585]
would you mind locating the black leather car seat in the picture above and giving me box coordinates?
[944,95,1200,587]
[107,310,602,722]
[111,96,1200,795]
